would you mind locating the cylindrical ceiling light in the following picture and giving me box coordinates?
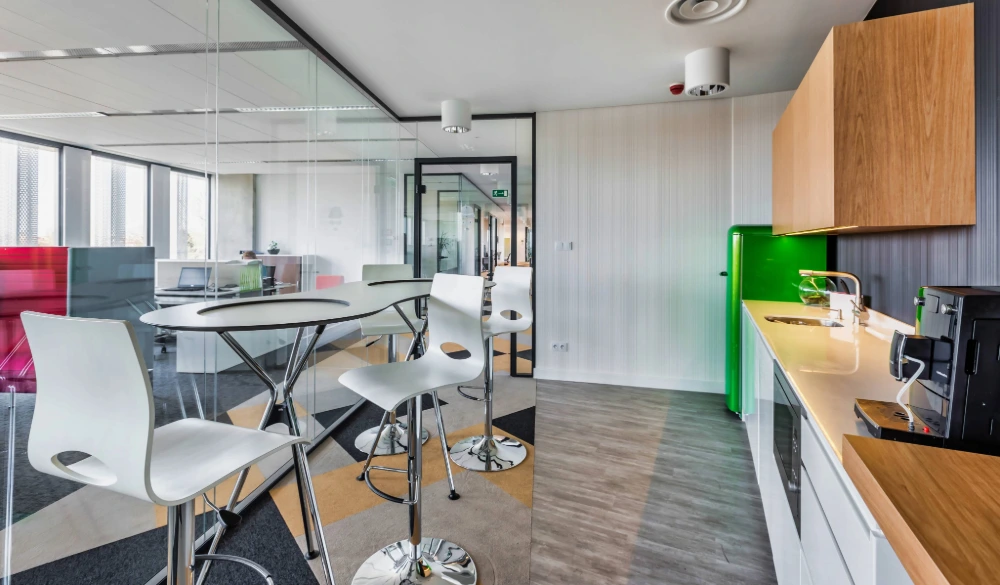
[685,47,730,97]
[442,99,471,133]
[480,163,499,176]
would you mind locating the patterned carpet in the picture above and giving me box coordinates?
[1,330,535,585]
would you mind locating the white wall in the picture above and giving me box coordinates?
[535,91,792,392]
[733,91,794,225]
[255,164,395,284]
[149,164,171,258]
[61,146,91,247]
[215,174,254,259]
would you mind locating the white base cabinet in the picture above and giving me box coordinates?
[741,306,913,585]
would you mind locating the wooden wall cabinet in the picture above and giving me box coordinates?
[772,5,975,236]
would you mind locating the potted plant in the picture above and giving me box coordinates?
[267,241,280,255]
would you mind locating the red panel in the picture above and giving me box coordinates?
[0,247,68,391]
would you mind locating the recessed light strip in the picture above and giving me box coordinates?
[0,107,378,120]
[0,41,304,62]
[782,226,858,236]
[0,112,107,120]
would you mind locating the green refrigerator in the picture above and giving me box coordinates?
[725,226,827,414]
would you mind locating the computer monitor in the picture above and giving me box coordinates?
[177,266,212,289]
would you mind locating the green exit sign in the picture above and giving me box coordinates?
[492,189,509,198]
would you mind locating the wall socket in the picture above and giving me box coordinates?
[553,241,574,251]
[551,342,569,352]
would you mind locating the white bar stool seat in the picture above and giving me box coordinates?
[451,266,533,472]
[20,312,307,585]
[353,264,429,456]
[338,273,485,585]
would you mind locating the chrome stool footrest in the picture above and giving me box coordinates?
[456,385,487,402]
[195,554,275,585]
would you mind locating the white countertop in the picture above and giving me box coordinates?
[743,300,915,461]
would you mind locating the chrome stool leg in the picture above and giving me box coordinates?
[353,395,476,585]
[449,335,528,472]
[354,334,428,455]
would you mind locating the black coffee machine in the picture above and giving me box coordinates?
[855,286,1000,454]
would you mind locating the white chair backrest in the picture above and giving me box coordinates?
[425,274,486,377]
[362,264,419,322]
[20,312,155,503]
[488,266,533,328]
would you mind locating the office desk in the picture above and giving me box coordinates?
[142,278,438,585]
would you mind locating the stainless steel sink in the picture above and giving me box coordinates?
[765,315,844,328]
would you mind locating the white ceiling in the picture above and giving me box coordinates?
[273,0,875,117]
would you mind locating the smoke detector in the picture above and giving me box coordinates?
[665,0,748,26]
[685,47,730,97]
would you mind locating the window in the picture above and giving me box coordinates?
[90,156,148,247]
[170,171,209,259]
[0,137,59,246]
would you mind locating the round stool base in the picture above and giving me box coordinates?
[354,423,428,456]
[351,537,476,585]
[449,435,527,472]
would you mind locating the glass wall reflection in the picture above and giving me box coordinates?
[0,1,417,583]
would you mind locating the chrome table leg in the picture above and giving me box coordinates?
[198,327,336,585]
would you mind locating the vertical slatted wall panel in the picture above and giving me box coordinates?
[536,99,735,391]
[732,91,794,226]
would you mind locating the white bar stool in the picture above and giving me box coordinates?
[354,264,428,456]
[339,274,485,585]
[450,266,533,472]
[20,312,307,585]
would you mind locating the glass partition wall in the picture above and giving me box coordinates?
[0,1,413,583]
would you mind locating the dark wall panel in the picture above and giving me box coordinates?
[837,0,997,324]
[866,0,969,20]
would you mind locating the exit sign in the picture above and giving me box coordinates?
[492,189,509,198]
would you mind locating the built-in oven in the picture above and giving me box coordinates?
[773,362,802,533]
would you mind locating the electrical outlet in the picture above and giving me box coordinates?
[553,241,574,252]
[551,342,569,352]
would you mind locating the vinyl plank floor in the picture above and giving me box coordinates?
[528,381,776,585]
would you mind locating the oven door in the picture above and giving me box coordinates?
[773,362,802,533]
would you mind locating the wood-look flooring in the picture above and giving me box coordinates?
[529,381,776,585]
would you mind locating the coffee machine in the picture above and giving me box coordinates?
[855,286,1000,454]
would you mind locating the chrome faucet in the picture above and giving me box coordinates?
[799,270,869,326]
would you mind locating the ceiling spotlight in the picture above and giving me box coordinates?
[0,111,107,120]
[685,47,730,97]
[480,163,499,176]
[442,99,471,133]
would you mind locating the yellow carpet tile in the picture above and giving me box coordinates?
[270,422,535,536]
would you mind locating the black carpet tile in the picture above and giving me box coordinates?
[312,404,356,431]
[515,349,534,362]
[445,349,505,360]
[11,512,216,585]
[492,406,536,446]
[198,494,319,585]
[328,394,446,463]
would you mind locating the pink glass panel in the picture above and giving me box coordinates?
[0,247,68,391]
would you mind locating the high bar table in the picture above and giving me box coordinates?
[141,278,441,585]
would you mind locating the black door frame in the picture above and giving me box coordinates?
[413,156,532,377]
